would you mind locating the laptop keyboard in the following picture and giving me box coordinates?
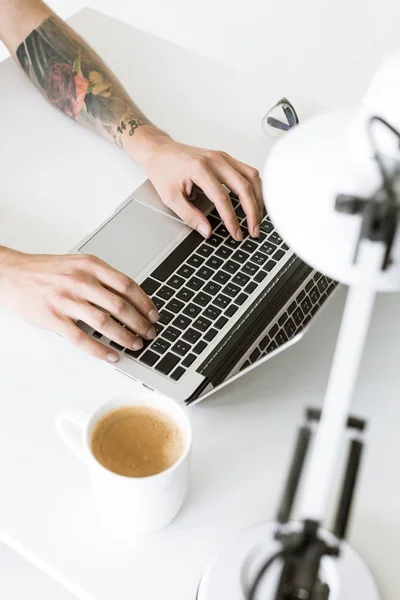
[92,193,334,382]
[239,272,337,372]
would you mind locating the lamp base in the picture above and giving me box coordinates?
[197,522,379,600]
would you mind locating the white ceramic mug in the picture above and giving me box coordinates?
[56,393,192,536]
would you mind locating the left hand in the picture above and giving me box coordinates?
[131,129,263,241]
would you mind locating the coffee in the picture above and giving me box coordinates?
[91,406,185,477]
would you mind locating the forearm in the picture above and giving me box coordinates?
[0,0,168,161]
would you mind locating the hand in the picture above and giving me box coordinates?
[0,250,159,362]
[131,130,263,241]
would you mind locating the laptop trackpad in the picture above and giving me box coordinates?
[79,199,186,280]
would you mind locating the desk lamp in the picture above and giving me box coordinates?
[197,50,400,600]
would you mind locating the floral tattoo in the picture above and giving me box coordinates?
[16,16,149,147]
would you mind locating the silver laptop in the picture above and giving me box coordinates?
[72,180,337,405]
[75,181,336,404]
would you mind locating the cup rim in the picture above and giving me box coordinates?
[84,395,192,481]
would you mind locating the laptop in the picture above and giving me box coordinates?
[73,179,337,405]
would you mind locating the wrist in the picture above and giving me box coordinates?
[124,124,172,170]
[0,247,23,304]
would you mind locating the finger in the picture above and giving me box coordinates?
[222,153,264,216]
[59,319,120,363]
[65,300,144,351]
[80,255,159,323]
[165,190,212,239]
[84,284,156,341]
[191,168,242,241]
[214,158,260,238]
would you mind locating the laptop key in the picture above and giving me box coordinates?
[269,231,283,245]
[275,330,288,345]
[158,310,175,325]
[152,296,165,310]
[215,246,233,259]
[310,286,319,304]
[207,214,221,229]
[215,223,229,237]
[236,205,246,219]
[158,285,175,300]
[193,316,212,332]
[232,273,250,287]
[259,335,269,351]
[151,338,171,354]
[225,237,240,249]
[140,350,159,367]
[260,242,277,256]
[282,243,289,251]
[278,312,288,326]
[225,304,239,317]
[197,266,214,280]
[232,250,250,264]
[266,341,278,353]
[182,328,201,344]
[250,348,261,362]
[173,340,191,356]
[193,341,207,354]
[110,341,123,351]
[203,305,222,320]
[273,249,285,261]
[204,328,218,342]
[187,276,204,291]
[251,252,267,266]
[92,331,102,339]
[154,323,164,336]
[171,366,186,381]
[183,303,202,318]
[213,271,230,285]
[203,281,222,296]
[222,260,240,274]
[193,292,212,307]
[187,254,205,268]
[284,318,296,338]
[125,347,144,359]
[224,283,241,297]
[206,234,224,247]
[263,260,276,272]
[206,256,223,270]
[177,265,195,279]
[197,245,214,257]
[155,352,180,375]
[172,315,191,330]
[213,294,231,310]
[235,293,248,306]
[215,316,228,329]
[260,220,273,234]
[141,278,160,295]
[176,287,195,302]
[166,299,185,314]
[269,324,279,337]
[245,282,257,294]
[163,326,181,342]
[306,280,314,293]
[292,307,304,326]
[242,240,257,254]
[242,262,259,276]
[167,275,185,289]
[301,297,312,314]
[151,229,202,281]
[254,270,267,283]
[288,301,297,314]
[182,353,196,367]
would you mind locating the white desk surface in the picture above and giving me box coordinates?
[0,8,399,600]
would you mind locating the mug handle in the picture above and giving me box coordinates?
[56,407,89,465]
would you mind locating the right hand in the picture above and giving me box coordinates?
[0,250,159,362]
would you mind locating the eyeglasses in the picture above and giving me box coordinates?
[262,97,299,138]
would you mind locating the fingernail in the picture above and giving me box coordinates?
[253,224,260,238]
[132,337,143,350]
[106,352,119,363]
[235,228,243,242]
[148,309,159,323]
[145,327,156,340]
[197,223,210,238]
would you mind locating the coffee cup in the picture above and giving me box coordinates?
[56,393,192,535]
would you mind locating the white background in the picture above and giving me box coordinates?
[2,0,400,108]
[1,0,400,597]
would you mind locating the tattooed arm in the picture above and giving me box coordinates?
[0,0,262,240]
